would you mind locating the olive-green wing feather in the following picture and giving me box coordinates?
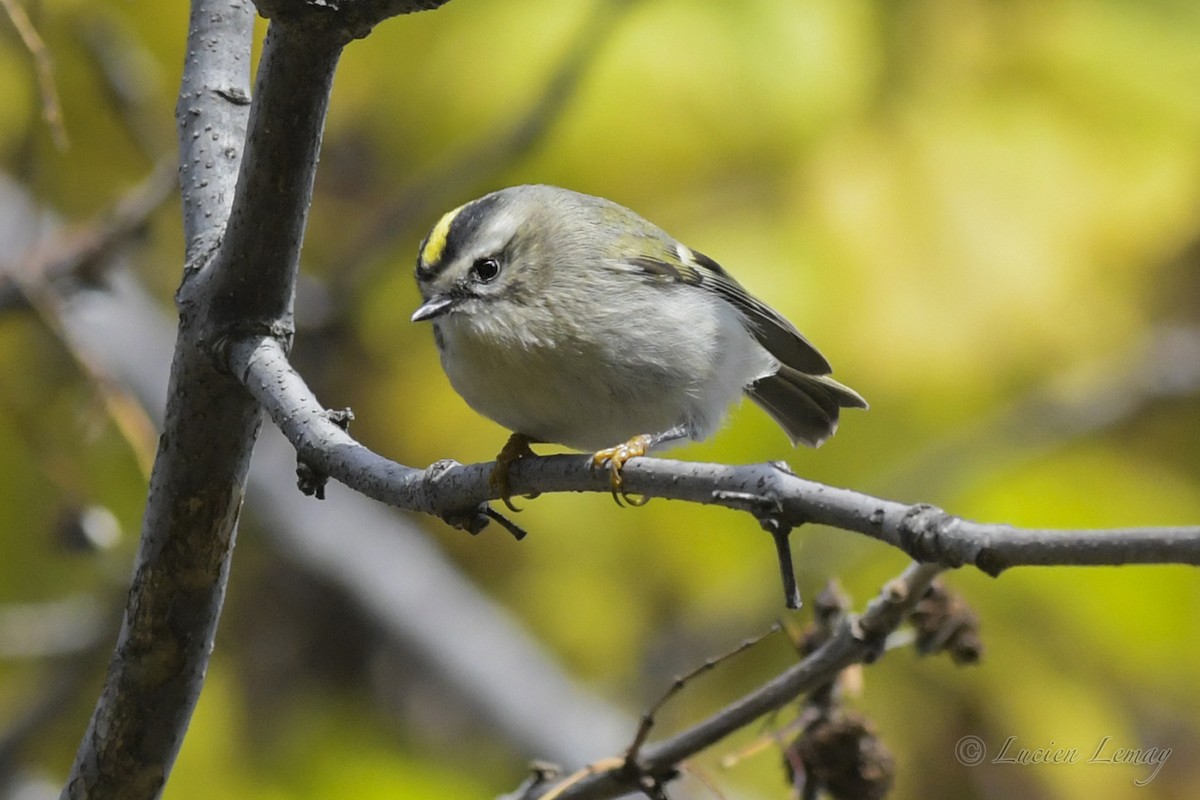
[685,249,835,375]
[621,241,834,375]
[610,215,867,447]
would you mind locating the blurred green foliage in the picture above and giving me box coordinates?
[1,0,1198,798]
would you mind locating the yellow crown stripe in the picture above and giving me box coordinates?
[421,204,465,267]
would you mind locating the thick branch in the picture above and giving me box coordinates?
[175,1,254,249]
[60,3,259,797]
[253,0,453,41]
[190,20,342,333]
[60,0,395,796]
[229,335,1200,573]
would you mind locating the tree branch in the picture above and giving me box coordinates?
[1,0,69,149]
[62,0,461,795]
[59,2,259,796]
[188,20,340,334]
[0,156,177,313]
[511,563,944,800]
[254,0,453,41]
[228,334,1200,573]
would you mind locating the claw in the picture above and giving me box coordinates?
[591,434,653,506]
[490,433,539,512]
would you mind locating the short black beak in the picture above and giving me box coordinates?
[411,294,455,322]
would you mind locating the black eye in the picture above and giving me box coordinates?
[470,257,501,283]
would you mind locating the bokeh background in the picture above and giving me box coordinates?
[2,0,1199,798]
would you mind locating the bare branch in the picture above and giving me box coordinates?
[187,14,358,335]
[624,624,784,767]
[229,334,1200,573]
[253,0,454,41]
[0,157,177,313]
[64,1,452,788]
[59,1,259,797]
[513,564,943,800]
[75,10,172,158]
[1,0,69,149]
[175,0,254,250]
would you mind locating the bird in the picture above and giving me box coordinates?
[412,184,866,506]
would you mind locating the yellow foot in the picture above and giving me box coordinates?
[591,434,653,507]
[489,433,540,512]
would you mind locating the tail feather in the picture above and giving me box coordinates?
[746,366,868,447]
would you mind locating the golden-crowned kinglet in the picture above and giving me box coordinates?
[412,184,866,503]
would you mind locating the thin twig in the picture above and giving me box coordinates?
[0,159,178,474]
[514,564,944,800]
[1,0,69,149]
[626,624,784,763]
[74,11,170,159]
[0,156,177,313]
